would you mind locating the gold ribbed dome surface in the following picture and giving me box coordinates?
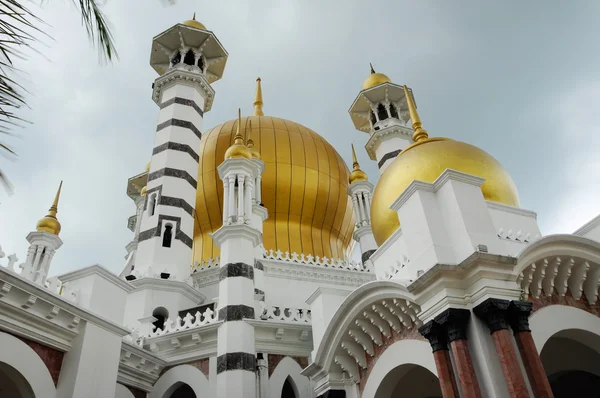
[194,116,356,262]
[362,73,391,90]
[370,138,520,245]
[183,14,206,30]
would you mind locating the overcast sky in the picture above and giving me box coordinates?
[0,0,599,276]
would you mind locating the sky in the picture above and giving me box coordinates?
[0,0,599,276]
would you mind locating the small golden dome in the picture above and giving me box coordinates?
[36,181,63,236]
[349,144,368,184]
[370,87,519,245]
[140,186,147,197]
[224,109,252,160]
[183,13,206,30]
[362,63,391,90]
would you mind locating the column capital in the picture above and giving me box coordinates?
[508,300,533,333]
[418,320,448,352]
[473,298,510,334]
[434,308,471,342]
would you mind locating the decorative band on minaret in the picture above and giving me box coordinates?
[212,109,264,398]
[135,17,228,281]
[349,64,415,173]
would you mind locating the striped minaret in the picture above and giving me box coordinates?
[135,17,228,281]
[349,64,414,174]
[212,110,262,398]
[347,145,378,266]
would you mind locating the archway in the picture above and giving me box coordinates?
[281,377,297,398]
[169,383,196,398]
[0,332,56,398]
[149,365,210,398]
[269,357,311,398]
[540,328,600,398]
[375,363,442,398]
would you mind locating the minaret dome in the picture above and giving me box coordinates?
[362,63,392,90]
[36,181,63,236]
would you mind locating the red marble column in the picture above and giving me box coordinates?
[419,320,460,398]
[509,301,554,398]
[474,298,530,398]
[436,308,482,398]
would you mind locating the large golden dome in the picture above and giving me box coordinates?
[370,85,519,246]
[194,115,355,262]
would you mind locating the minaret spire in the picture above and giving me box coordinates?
[253,77,264,116]
[36,181,63,235]
[403,85,429,143]
[349,144,368,184]
[351,143,360,169]
[370,63,376,74]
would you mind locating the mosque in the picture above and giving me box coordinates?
[1,15,600,398]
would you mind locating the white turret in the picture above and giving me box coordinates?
[347,146,377,267]
[134,16,228,281]
[22,182,64,285]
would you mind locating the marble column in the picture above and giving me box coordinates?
[435,308,482,398]
[419,320,460,398]
[508,301,554,398]
[474,298,530,398]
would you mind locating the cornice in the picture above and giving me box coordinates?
[217,158,258,180]
[369,227,403,265]
[347,181,374,196]
[353,225,374,241]
[211,224,262,247]
[365,125,413,160]
[152,69,215,111]
[130,277,206,303]
[305,286,354,305]
[574,214,600,236]
[252,204,269,221]
[486,201,538,219]
[58,264,134,293]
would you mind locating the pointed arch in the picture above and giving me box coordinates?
[114,384,135,398]
[0,332,56,398]
[149,365,210,398]
[269,357,311,398]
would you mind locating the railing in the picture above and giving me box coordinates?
[147,306,218,338]
[262,249,368,272]
[258,302,311,323]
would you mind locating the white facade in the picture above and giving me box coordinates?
[1,18,599,398]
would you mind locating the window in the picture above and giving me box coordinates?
[183,50,195,66]
[163,223,173,248]
[370,110,377,125]
[149,194,157,216]
[389,103,399,119]
[377,103,388,121]
[197,56,204,71]
[152,307,168,332]
[170,51,181,66]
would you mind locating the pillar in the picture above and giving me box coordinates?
[435,308,482,398]
[474,298,530,398]
[508,301,554,398]
[419,320,460,398]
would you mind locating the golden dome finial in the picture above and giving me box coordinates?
[370,63,376,74]
[349,144,368,184]
[36,181,63,236]
[362,64,391,90]
[403,85,429,143]
[253,77,264,116]
[246,120,261,159]
[224,108,252,160]
[192,12,196,20]
[183,12,206,30]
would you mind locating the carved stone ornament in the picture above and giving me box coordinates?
[473,298,510,334]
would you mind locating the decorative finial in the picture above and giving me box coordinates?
[192,12,196,20]
[224,109,252,160]
[253,77,264,116]
[370,63,376,74]
[36,181,63,235]
[349,145,368,184]
[403,85,429,143]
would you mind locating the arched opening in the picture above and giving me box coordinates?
[281,376,297,398]
[183,50,195,66]
[374,363,442,398]
[162,223,173,248]
[149,193,157,216]
[389,103,399,119]
[168,383,196,398]
[540,328,600,398]
[152,306,169,332]
[370,109,377,126]
[0,361,35,398]
[196,56,204,71]
[377,103,388,122]
[170,51,181,66]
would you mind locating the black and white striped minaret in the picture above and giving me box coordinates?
[135,17,228,281]
[212,110,263,398]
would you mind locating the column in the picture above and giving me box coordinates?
[435,308,482,398]
[237,175,245,223]
[509,301,554,398]
[228,176,236,223]
[474,298,530,398]
[223,179,229,222]
[419,320,459,398]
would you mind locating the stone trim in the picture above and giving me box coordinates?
[158,195,194,216]
[138,215,193,248]
[160,96,204,117]
[418,320,448,352]
[507,301,532,333]
[254,288,265,296]
[219,262,254,281]
[156,118,202,140]
[148,167,198,189]
[434,308,471,342]
[254,260,264,271]
[473,298,510,333]
[216,352,256,373]
[152,141,200,163]
[218,305,255,322]
[361,249,376,264]
[377,148,401,169]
